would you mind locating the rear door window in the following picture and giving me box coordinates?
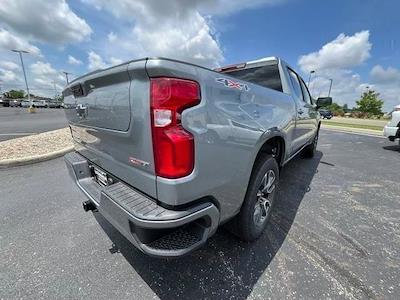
[299,78,313,105]
[288,69,303,101]
[225,64,283,92]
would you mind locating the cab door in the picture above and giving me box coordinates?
[287,68,310,153]
[299,77,318,140]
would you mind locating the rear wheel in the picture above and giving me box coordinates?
[229,155,279,241]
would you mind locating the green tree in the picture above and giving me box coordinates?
[4,89,25,99]
[325,102,344,116]
[356,90,384,116]
[55,95,64,103]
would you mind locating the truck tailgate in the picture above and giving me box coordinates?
[63,59,157,198]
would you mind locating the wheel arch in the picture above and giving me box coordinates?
[226,132,285,227]
[251,130,287,174]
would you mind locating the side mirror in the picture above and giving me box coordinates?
[316,97,332,108]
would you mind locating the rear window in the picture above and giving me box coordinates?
[224,64,283,92]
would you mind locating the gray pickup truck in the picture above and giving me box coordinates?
[63,56,331,258]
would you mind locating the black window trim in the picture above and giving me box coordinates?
[287,67,304,102]
[299,77,314,105]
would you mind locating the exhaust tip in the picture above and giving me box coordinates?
[82,200,97,212]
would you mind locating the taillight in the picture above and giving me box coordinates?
[150,77,201,178]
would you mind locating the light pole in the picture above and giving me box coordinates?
[52,80,58,100]
[62,71,72,84]
[12,49,31,108]
[307,70,315,87]
[328,78,333,97]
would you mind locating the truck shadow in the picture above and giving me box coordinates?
[94,151,322,300]
[383,144,400,152]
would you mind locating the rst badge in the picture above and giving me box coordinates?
[129,156,150,167]
[216,78,250,91]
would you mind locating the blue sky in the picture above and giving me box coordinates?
[0,0,399,110]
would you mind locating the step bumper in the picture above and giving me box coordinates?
[65,151,220,258]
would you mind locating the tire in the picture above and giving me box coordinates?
[302,129,319,158]
[229,155,279,241]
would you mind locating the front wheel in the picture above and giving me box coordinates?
[302,129,319,158]
[229,155,279,241]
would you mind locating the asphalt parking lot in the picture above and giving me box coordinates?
[0,107,68,141]
[1,130,399,299]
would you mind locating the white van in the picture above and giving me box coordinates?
[383,105,400,144]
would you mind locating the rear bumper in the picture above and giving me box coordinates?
[64,152,220,258]
[383,125,399,139]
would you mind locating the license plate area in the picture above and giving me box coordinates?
[93,166,109,186]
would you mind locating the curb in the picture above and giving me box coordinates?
[0,145,74,168]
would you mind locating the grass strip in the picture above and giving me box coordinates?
[321,121,383,131]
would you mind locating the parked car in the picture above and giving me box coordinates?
[32,100,47,108]
[63,56,331,258]
[21,100,31,108]
[1,98,10,107]
[319,108,333,119]
[9,99,22,107]
[47,101,62,108]
[383,105,400,144]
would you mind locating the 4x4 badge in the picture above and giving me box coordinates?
[216,78,250,91]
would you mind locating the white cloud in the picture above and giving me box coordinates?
[109,57,123,65]
[0,61,19,70]
[0,28,41,55]
[88,51,108,71]
[82,0,225,67]
[0,68,17,82]
[200,0,285,15]
[298,31,400,111]
[30,61,65,93]
[68,55,83,65]
[30,61,58,77]
[308,67,400,111]
[87,51,124,70]
[0,0,92,44]
[107,32,117,42]
[298,31,372,73]
[370,65,400,84]
[83,0,282,18]
[80,0,286,68]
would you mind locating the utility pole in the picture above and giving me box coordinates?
[62,71,72,84]
[11,49,32,108]
[328,79,333,97]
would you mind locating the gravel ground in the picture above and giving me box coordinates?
[0,127,72,160]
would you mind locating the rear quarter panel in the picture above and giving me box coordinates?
[145,59,296,221]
